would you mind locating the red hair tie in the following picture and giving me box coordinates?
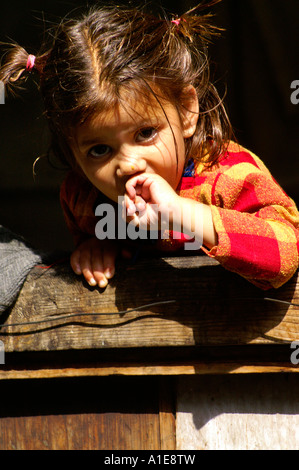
[26,54,36,72]
[171,18,181,26]
[171,17,186,28]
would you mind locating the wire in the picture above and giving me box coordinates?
[1,296,297,331]
[0,299,176,330]
[264,297,299,307]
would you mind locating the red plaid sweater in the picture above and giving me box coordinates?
[60,142,299,290]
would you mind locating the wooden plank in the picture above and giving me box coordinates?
[0,407,162,450]
[158,377,176,450]
[0,344,297,379]
[0,376,162,450]
[0,362,298,381]
[0,255,298,352]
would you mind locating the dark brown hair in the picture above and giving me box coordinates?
[0,1,232,169]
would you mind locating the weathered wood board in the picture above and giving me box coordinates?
[0,375,175,450]
[0,255,298,354]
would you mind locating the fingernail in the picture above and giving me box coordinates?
[104,268,114,279]
[74,265,82,275]
[99,279,108,288]
[88,278,97,286]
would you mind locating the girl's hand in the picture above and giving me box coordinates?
[70,237,118,288]
[125,172,217,249]
[124,173,181,230]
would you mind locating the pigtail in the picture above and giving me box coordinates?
[170,1,223,44]
[0,43,47,95]
[0,44,30,91]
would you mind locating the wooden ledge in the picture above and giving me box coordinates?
[0,254,298,377]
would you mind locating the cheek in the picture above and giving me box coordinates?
[88,168,111,191]
[85,166,120,202]
[165,136,186,187]
[159,159,184,190]
[79,159,107,182]
[157,132,185,167]
[72,152,117,195]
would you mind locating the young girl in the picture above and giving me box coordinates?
[1,3,299,291]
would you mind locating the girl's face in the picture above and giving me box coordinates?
[71,90,198,203]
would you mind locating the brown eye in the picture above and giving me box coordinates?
[89,144,111,158]
[136,127,157,143]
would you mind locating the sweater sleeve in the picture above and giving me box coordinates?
[202,149,299,289]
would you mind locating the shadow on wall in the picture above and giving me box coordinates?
[176,373,299,450]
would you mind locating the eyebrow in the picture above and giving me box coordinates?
[78,138,105,148]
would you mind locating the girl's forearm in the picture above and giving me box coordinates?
[173,197,218,249]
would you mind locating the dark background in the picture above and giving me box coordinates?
[0,0,298,253]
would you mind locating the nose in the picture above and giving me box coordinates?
[116,152,147,177]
